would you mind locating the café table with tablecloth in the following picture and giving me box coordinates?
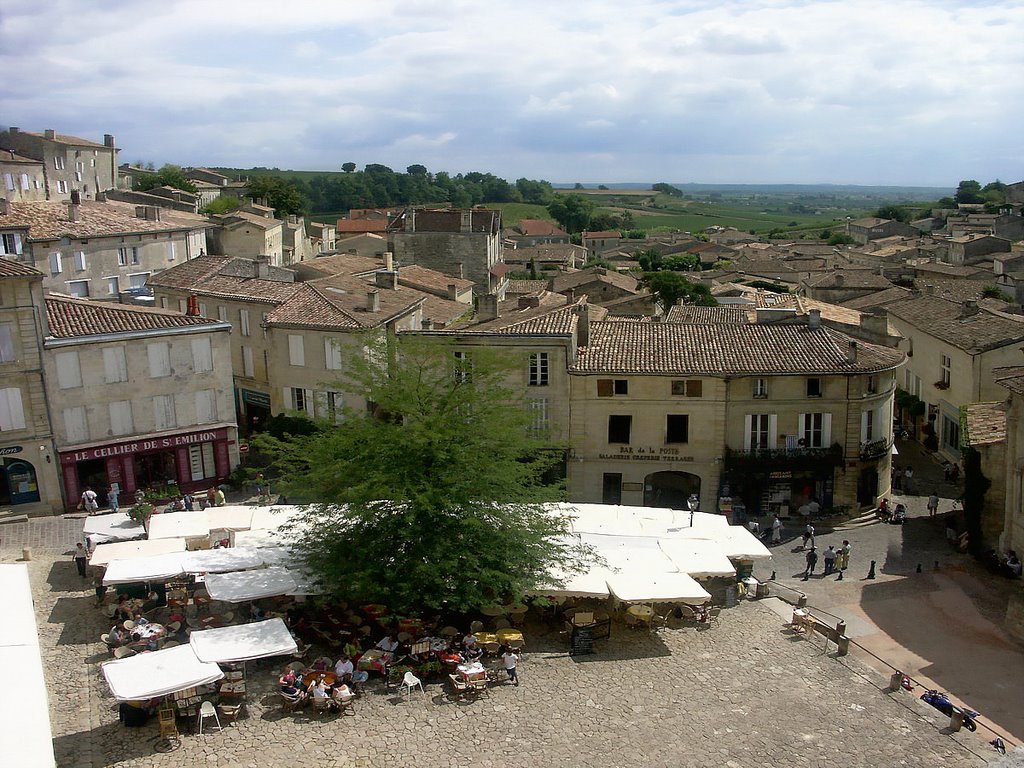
[357,649,392,674]
[456,662,486,681]
[302,671,337,688]
[495,629,523,644]
[132,622,166,641]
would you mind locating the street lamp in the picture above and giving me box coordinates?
[686,493,699,527]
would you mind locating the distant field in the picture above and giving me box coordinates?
[488,202,554,225]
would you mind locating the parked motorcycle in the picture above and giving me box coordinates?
[893,422,911,440]
[920,690,979,731]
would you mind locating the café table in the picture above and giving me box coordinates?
[456,662,487,681]
[495,628,524,644]
[428,637,450,652]
[474,632,498,645]
[302,670,337,688]
[133,622,166,640]
[357,649,391,674]
[480,605,506,617]
[626,604,653,619]
[361,604,388,618]
[506,604,528,617]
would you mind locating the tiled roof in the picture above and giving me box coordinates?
[549,267,637,294]
[664,305,751,324]
[572,322,903,375]
[0,200,207,240]
[401,209,500,234]
[887,295,1024,353]
[24,131,107,148]
[143,255,234,289]
[841,286,913,310]
[295,253,384,278]
[805,271,894,289]
[335,219,388,233]
[304,273,424,327]
[196,275,299,304]
[913,278,1003,304]
[398,264,474,293]
[507,279,548,294]
[504,243,585,263]
[146,256,300,304]
[265,284,362,330]
[0,151,40,164]
[849,217,889,228]
[219,211,282,230]
[962,402,1006,447]
[45,294,218,339]
[455,292,578,333]
[514,219,567,237]
[582,230,620,240]
[0,257,44,279]
[912,262,988,278]
[994,366,1024,396]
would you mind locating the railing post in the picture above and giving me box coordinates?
[888,671,904,692]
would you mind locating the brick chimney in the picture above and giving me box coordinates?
[103,134,115,148]
[375,269,398,289]
[960,300,979,318]
[367,290,380,312]
[477,294,499,321]
[847,340,858,363]
[575,303,590,347]
[808,308,821,329]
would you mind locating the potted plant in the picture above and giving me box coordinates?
[127,502,154,532]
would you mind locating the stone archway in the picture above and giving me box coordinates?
[644,470,700,509]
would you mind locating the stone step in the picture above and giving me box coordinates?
[0,514,29,525]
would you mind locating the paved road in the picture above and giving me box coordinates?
[1,516,992,768]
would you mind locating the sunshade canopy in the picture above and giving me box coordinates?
[90,537,186,567]
[146,510,211,540]
[182,547,265,574]
[102,644,223,701]
[102,551,189,585]
[82,512,144,545]
[204,567,298,602]
[189,618,297,663]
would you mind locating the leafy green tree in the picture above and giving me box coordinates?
[641,271,716,311]
[202,195,241,215]
[828,233,856,246]
[275,335,591,612]
[637,248,663,272]
[515,178,554,205]
[406,164,428,176]
[341,162,356,173]
[652,182,683,197]
[133,164,197,194]
[246,175,308,217]
[954,180,983,204]
[574,182,584,190]
[662,253,701,272]
[547,194,595,234]
[875,205,909,222]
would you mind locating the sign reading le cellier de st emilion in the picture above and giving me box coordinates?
[596,446,695,462]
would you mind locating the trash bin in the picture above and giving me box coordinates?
[742,577,759,599]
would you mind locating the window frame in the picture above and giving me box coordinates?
[665,414,689,444]
[607,414,632,444]
[528,352,550,387]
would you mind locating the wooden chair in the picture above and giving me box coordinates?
[468,678,490,696]
[218,702,244,724]
[334,691,355,715]
[707,607,722,627]
[280,692,304,712]
[157,707,178,744]
[311,696,334,716]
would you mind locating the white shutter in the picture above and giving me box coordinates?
[63,406,88,443]
[798,413,807,443]
[55,350,82,389]
[73,251,87,271]
[0,388,25,430]
[305,389,314,415]
[49,251,62,274]
[191,337,213,373]
[217,306,228,322]
[282,387,292,410]
[109,401,133,436]
[196,390,217,423]
[313,391,328,419]
[0,324,15,362]
[242,346,254,377]
[188,445,205,481]
[743,415,752,450]
[152,395,176,430]
[178,299,188,313]
[288,335,305,366]
[240,309,250,336]
[325,338,342,370]
[768,414,778,447]
[147,342,170,377]
[102,347,127,383]
[822,413,833,446]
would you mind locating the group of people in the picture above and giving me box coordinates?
[803,540,853,579]
[279,663,357,712]
[892,465,915,495]
[80,484,226,514]
[983,549,1022,579]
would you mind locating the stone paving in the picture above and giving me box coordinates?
[1,515,993,768]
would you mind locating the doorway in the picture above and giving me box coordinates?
[644,471,700,509]
[76,458,108,506]
[0,459,40,505]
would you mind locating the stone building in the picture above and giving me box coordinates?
[846,217,917,245]
[0,198,208,298]
[42,295,237,511]
[208,210,284,264]
[0,128,118,201]
[0,151,47,203]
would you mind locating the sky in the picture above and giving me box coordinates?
[1,0,1022,186]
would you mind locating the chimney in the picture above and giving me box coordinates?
[44,129,55,140]
[375,269,398,289]
[477,294,499,321]
[456,262,464,279]
[255,255,269,279]
[422,318,432,331]
[834,273,845,286]
[563,288,575,303]
[960,300,979,318]
[575,303,590,347]
[103,134,115,148]
[68,200,80,222]
[847,340,858,363]
[808,308,821,329]
[447,284,459,301]
[367,290,380,312]
[925,284,935,295]
[384,251,394,271]
[186,295,199,316]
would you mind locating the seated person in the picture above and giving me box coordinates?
[279,671,304,700]
[464,642,484,662]
[375,634,399,654]
[115,596,134,622]
[1007,550,1022,578]
[334,654,354,684]
[250,604,266,622]
[342,639,362,660]
[311,657,330,672]
[331,683,354,706]
[461,632,478,650]
[107,625,127,646]
[308,679,333,707]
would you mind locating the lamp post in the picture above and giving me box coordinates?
[687,493,699,527]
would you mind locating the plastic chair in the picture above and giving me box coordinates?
[113,646,136,659]
[123,619,136,631]
[400,671,424,698]
[165,621,181,634]
[100,633,116,647]
[197,701,222,733]
[311,695,333,715]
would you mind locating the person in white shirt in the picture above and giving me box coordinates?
[334,655,354,683]
[81,487,98,514]
[375,634,399,654]
[501,648,520,686]
[462,633,478,649]
[771,515,783,544]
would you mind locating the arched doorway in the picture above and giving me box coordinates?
[644,471,700,509]
[0,458,41,505]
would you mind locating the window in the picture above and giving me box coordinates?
[942,414,961,451]
[316,390,344,423]
[49,251,62,275]
[56,179,68,194]
[608,414,632,443]
[128,272,149,288]
[109,400,133,436]
[0,388,26,431]
[178,298,188,313]
[288,334,305,366]
[167,242,176,261]
[217,306,228,322]
[54,156,65,170]
[19,173,29,191]
[597,379,628,396]
[55,350,82,389]
[529,353,549,386]
[152,394,176,430]
[286,387,310,414]
[191,337,213,373]
[451,351,473,384]
[66,279,89,298]
[866,375,877,394]
[806,378,822,397]
[528,398,549,433]
[147,342,171,378]
[863,409,875,442]
[117,247,128,266]
[102,346,128,383]
[159,297,168,309]
[0,324,15,362]
[106,276,119,295]
[1,233,22,255]
[188,443,217,481]
[131,247,140,265]
[671,379,703,397]
[199,302,208,317]
[195,390,218,423]
[745,414,776,451]
[325,338,343,370]
[74,171,82,182]
[240,309,251,337]
[753,378,768,399]
[602,473,622,505]
[666,414,689,443]
[940,354,951,387]
[3,173,12,191]
[799,412,832,448]
[242,346,254,377]
[63,406,88,443]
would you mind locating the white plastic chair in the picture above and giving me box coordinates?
[400,671,424,699]
[197,701,221,733]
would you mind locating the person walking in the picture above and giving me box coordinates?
[840,540,852,572]
[771,514,783,545]
[893,465,903,492]
[927,491,939,517]
[802,523,815,550]
[803,547,818,580]
[107,485,119,513]
[73,542,88,578]
[501,647,520,686]
[81,487,98,515]
[904,466,915,495]
[823,545,837,576]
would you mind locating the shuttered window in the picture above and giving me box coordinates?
[147,342,171,378]
[152,394,176,430]
[109,401,133,436]
[63,406,88,443]
[55,350,82,389]
[102,346,128,383]
[191,337,213,373]
[0,387,26,430]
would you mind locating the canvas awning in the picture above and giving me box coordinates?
[181,547,265,575]
[657,539,737,578]
[102,551,188,585]
[205,506,255,533]
[581,533,712,604]
[90,538,187,568]
[146,510,211,540]
[204,567,298,602]
[102,644,224,701]
[189,618,297,663]
[82,512,144,546]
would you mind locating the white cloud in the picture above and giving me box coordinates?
[1,0,1022,184]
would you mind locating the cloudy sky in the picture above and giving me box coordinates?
[2,0,1022,186]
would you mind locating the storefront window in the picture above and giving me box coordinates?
[134,451,177,489]
[188,443,217,481]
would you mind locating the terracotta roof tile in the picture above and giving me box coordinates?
[45,294,218,339]
[994,366,1024,396]
[296,253,384,278]
[265,284,362,329]
[549,267,637,294]
[507,279,549,294]
[665,305,750,324]
[514,220,568,237]
[335,220,388,233]
[963,401,1006,446]
[572,322,903,375]
[143,255,233,290]
[398,264,474,293]
[887,295,1024,353]
[0,257,44,279]
[304,274,424,327]
[0,200,207,241]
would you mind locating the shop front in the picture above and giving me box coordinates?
[720,446,842,520]
[58,426,235,511]
[238,388,271,436]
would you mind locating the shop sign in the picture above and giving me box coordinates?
[241,389,271,408]
[596,446,695,462]
[0,445,24,456]
[61,428,228,464]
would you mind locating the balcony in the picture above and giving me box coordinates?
[723,444,844,473]
[859,439,891,461]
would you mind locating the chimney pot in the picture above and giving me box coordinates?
[808,308,822,329]
[103,134,115,148]
[44,129,55,140]
[367,290,380,312]
[575,303,591,347]
[384,252,394,271]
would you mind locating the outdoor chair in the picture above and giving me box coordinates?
[165,621,181,634]
[122,619,136,631]
[334,691,355,715]
[508,637,525,655]
[311,696,334,715]
[468,678,490,696]
[100,633,116,647]
[483,641,501,656]
[400,671,424,699]
[103,605,117,619]
[197,701,222,733]
[280,692,304,712]
[113,646,136,659]
[623,612,640,630]
[708,607,722,627]
[218,702,244,724]
[287,661,305,674]
[448,674,470,698]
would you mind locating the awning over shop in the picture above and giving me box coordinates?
[102,644,224,701]
[90,538,187,568]
[205,506,255,532]
[146,510,211,540]
[181,547,265,575]
[102,551,189,585]
[189,618,297,663]
[204,567,298,602]
[82,512,145,546]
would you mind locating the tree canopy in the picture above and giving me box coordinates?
[132,164,197,194]
[260,335,590,612]
[547,193,596,234]
[641,271,716,312]
[246,175,308,217]
[652,182,683,197]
